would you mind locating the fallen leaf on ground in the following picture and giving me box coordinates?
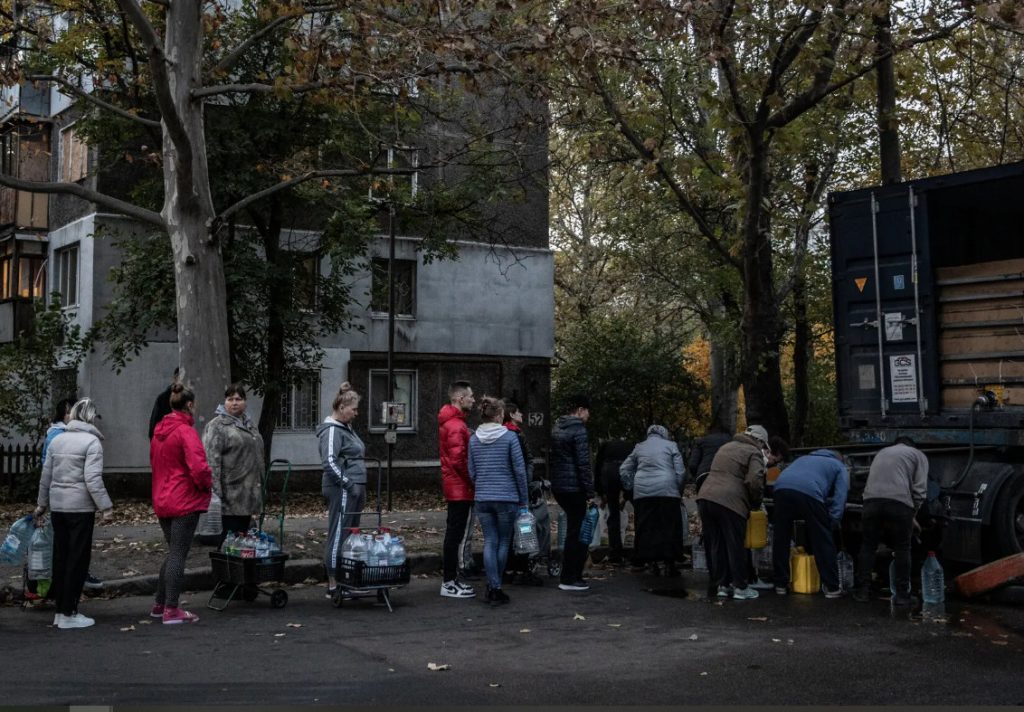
[688,634,699,640]
[294,543,306,550]
[992,640,1009,646]
[489,683,501,688]
[137,620,151,625]
[573,613,586,621]
[519,629,531,633]
[427,663,450,671]
[120,625,135,632]
[287,623,303,628]
[771,638,782,643]
[747,616,768,622]
[700,672,708,676]
[608,623,621,628]
[274,633,286,637]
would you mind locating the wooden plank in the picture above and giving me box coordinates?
[936,258,1024,282]
[955,552,1024,598]
[942,361,1024,381]
[940,332,1024,357]
[941,303,1024,325]
[942,386,1022,409]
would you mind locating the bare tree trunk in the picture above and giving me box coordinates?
[791,163,817,447]
[739,138,790,441]
[163,0,231,431]
[875,1,902,185]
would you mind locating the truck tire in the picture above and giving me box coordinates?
[985,474,1024,560]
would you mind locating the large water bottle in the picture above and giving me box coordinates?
[221,531,236,554]
[921,551,945,620]
[578,504,600,545]
[368,536,388,566]
[0,515,34,564]
[837,550,855,592]
[27,522,53,580]
[255,533,271,558]
[514,510,539,555]
[388,537,407,566]
[341,529,359,560]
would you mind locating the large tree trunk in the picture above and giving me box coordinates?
[875,2,902,185]
[164,0,231,431]
[708,295,740,432]
[739,138,790,441]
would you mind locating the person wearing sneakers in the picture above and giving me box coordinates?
[317,382,367,600]
[467,396,529,606]
[150,382,213,624]
[852,437,929,607]
[696,425,769,601]
[438,381,477,599]
[33,398,114,629]
[770,449,850,598]
[549,394,596,592]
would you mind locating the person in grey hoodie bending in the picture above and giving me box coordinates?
[468,396,528,606]
[620,425,685,576]
[316,382,367,598]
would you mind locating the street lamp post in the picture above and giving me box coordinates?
[384,199,396,512]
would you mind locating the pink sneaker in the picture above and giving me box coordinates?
[150,604,165,618]
[162,607,199,625]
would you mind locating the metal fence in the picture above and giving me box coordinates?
[0,444,40,495]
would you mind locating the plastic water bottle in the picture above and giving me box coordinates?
[514,510,539,555]
[388,537,406,566]
[837,550,855,592]
[557,510,567,548]
[256,533,271,558]
[578,504,599,545]
[0,515,34,564]
[369,536,389,566]
[221,531,235,554]
[921,551,945,620]
[27,523,53,580]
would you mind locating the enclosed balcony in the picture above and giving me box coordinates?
[0,234,47,343]
[0,125,49,230]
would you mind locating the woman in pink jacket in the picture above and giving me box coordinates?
[149,382,212,624]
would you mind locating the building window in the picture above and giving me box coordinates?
[368,369,417,432]
[55,244,79,307]
[0,238,46,300]
[276,371,321,430]
[370,257,415,316]
[368,146,418,202]
[292,252,318,311]
[59,125,88,182]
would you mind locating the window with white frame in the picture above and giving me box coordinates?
[55,244,79,307]
[368,369,417,432]
[368,146,418,202]
[276,371,321,430]
[59,125,88,182]
[370,257,415,317]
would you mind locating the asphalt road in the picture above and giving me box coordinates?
[3,565,1024,706]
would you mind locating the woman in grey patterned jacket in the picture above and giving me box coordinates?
[202,384,265,540]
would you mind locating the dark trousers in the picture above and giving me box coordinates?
[698,499,748,590]
[156,513,200,608]
[50,511,95,616]
[856,498,915,595]
[443,500,473,582]
[601,474,624,553]
[553,490,588,584]
[772,488,839,591]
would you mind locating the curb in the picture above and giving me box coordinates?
[93,552,445,598]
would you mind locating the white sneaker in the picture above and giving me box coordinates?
[732,587,759,600]
[440,580,475,598]
[58,613,95,629]
[750,578,775,590]
[53,613,64,626]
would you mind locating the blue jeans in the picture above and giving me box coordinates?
[475,501,517,590]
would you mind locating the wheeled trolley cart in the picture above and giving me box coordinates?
[208,459,293,611]
[331,458,410,612]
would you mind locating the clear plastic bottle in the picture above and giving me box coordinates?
[221,530,235,554]
[921,551,945,620]
[837,550,855,592]
[256,533,271,558]
[579,504,600,545]
[514,509,539,555]
[388,537,407,566]
[27,522,53,580]
[341,529,358,561]
[369,536,389,566]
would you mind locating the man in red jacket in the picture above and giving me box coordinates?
[438,380,477,598]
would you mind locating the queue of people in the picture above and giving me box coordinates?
[26,367,939,629]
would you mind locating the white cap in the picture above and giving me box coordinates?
[744,424,769,446]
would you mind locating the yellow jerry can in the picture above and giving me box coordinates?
[790,546,820,594]
[744,509,768,549]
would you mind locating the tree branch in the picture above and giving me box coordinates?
[26,75,161,128]
[210,13,297,76]
[0,174,165,229]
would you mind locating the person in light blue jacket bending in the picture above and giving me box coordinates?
[771,449,849,598]
[468,396,527,607]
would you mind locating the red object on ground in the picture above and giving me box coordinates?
[954,552,1024,598]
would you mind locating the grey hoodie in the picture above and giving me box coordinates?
[316,417,367,491]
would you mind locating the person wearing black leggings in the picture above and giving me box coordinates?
[150,382,213,624]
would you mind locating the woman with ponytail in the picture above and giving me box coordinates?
[150,382,212,624]
[316,382,367,598]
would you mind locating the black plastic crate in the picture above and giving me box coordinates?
[210,551,289,585]
[335,557,410,588]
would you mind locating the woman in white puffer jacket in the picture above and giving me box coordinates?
[34,398,114,630]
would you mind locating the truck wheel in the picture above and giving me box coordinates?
[985,474,1024,559]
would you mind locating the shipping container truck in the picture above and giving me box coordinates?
[828,161,1024,564]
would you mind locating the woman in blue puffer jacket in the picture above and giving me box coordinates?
[468,396,528,606]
